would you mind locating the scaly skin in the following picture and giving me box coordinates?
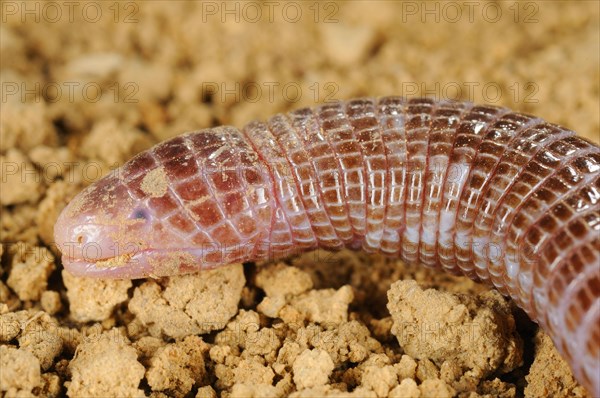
[54,97,600,395]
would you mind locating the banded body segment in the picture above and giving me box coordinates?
[435,104,511,277]
[494,139,600,310]
[345,98,389,252]
[541,210,600,391]
[186,130,272,259]
[242,120,314,258]
[528,171,600,322]
[293,107,355,246]
[454,112,542,284]
[471,122,575,292]
[267,113,343,250]
[376,97,409,256]
[400,98,437,264]
[418,100,473,268]
[315,101,365,246]
[166,129,275,266]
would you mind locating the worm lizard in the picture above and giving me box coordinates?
[54,97,600,395]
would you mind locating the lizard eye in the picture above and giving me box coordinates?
[131,208,149,221]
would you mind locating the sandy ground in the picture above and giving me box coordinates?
[1,1,599,397]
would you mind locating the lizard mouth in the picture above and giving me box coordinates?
[61,245,253,279]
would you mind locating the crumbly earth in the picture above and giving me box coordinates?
[1,2,598,397]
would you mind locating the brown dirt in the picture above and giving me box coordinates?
[1,1,598,397]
